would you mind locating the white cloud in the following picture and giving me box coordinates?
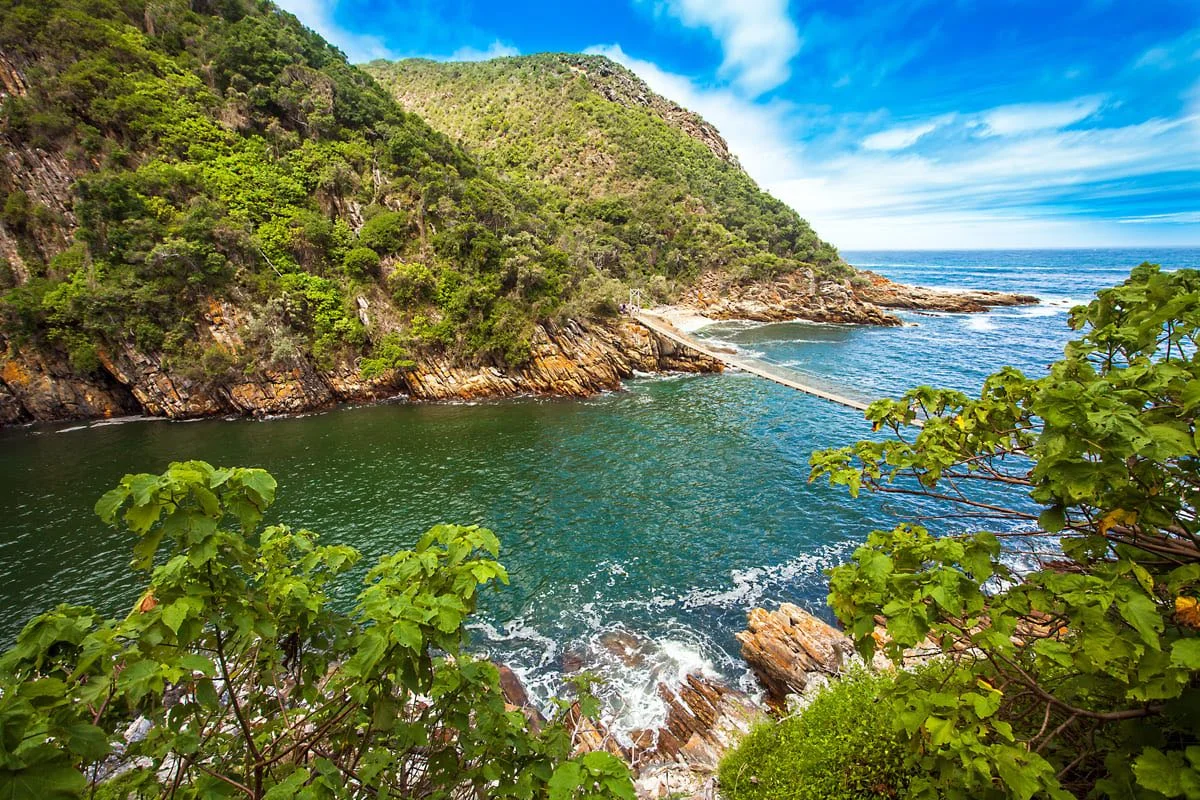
[1117,212,1200,225]
[583,45,1200,248]
[448,40,520,62]
[273,0,399,63]
[1133,28,1200,70]
[861,120,940,151]
[657,0,801,95]
[978,96,1105,136]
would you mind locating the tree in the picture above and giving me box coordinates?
[0,461,633,799]
[811,264,1200,799]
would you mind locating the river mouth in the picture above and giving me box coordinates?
[3,251,1195,736]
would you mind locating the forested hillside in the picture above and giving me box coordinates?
[0,0,848,423]
[367,55,842,289]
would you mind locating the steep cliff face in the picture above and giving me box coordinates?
[0,309,720,424]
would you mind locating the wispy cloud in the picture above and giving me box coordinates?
[655,0,801,95]
[274,0,398,62]
[1117,212,1200,225]
[861,120,942,151]
[978,96,1106,137]
[1133,28,1200,70]
[448,40,520,62]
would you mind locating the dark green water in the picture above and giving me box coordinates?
[0,374,890,730]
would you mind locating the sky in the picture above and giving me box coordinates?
[275,0,1200,250]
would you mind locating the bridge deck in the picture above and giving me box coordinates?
[634,313,875,412]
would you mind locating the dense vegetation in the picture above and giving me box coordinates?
[719,668,917,800]
[795,264,1200,799]
[368,55,844,294]
[0,1,843,386]
[0,461,634,799]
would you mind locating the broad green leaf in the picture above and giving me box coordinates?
[547,761,582,800]
[1170,638,1200,670]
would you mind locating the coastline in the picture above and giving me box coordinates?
[0,273,1038,427]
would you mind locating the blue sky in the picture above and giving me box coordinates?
[277,0,1200,249]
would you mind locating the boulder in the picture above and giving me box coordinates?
[735,603,854,708]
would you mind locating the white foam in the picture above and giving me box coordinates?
[964,315,998,332]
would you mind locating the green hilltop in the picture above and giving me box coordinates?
[367,54,843,289]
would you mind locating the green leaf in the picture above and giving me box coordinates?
[94,487,128,524]
[1134,748,1185,797]
[547,761,582,800]
[1038,506,1066,533]
[161,600,188,634]
[64,722,110,762]
[1170,638,1200,669]
[0,760,87,800]
[1117,590,1164,647]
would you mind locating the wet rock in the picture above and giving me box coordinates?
[650,674,764,771]
[599,630,648,668]
[735,603,854,708]
[622,673,764,799]
[497,663,545,733]
[560,650,585,674]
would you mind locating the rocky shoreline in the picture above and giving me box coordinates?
[503,603,891,800]
[0,269,1037,427]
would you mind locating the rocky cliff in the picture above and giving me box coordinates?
[678,269,902,325]
[0,307,722,425]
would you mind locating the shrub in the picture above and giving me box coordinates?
[342,245,380,278]
[388,260,436,307]
[357,209,409,255]
[719,669,916,800]
[359,331,414,379]
[813,264,1200,799]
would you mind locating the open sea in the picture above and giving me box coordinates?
[2,247,1197,736]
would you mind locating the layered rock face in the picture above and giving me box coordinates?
[855,270,1039,312]
[735,603,855,709]
[678,269,902,326]
[0,310,722,425]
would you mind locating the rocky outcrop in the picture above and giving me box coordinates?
[401,318,720,400]
[679,270,902,326]
[559,671,763,800]
[0,339,139,424]
[620,673,764,799]
[854,270,1038,312]
[0,310,722,425]
[735,603,855,709]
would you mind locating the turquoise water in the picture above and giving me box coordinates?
[2,247,1198,732]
